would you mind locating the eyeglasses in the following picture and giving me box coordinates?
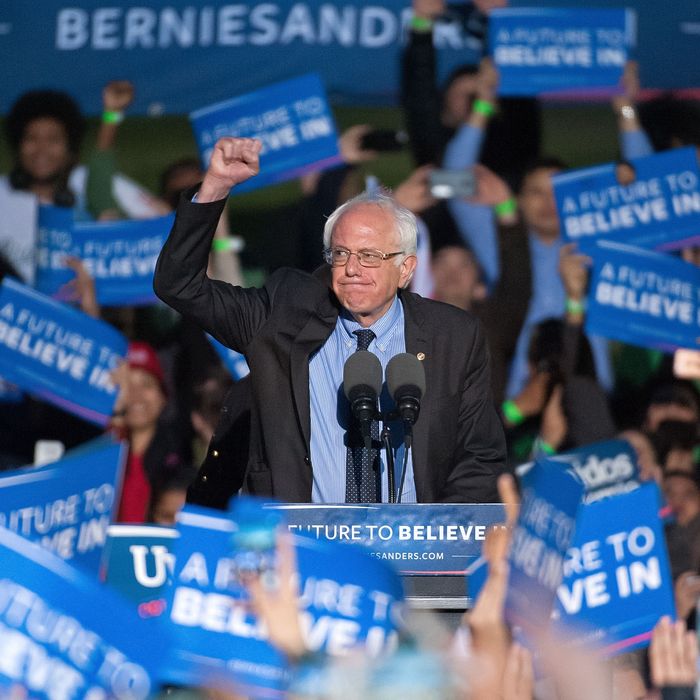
[323,247,405,268]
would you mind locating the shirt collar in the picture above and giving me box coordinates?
[339,296,402,351]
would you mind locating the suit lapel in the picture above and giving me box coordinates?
[290,300,338,450]
[402,293,432,502]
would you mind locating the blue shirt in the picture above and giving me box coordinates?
[309,296,417,504]
[443,124,500,287]
[621,128,653,160]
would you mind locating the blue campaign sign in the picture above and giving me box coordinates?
[556,482,675,655]
[0,524,164,698]
[554,148,700,251]
[190,73,343,194]
[0,438,125,575]
[0,277,127,425]
[517,439,640,504]
[162,506,291,695]
[585,240,700,352]
[559,439,639,503]
[489,7,635,96]
[163,503,405,695]
[505,458,584,631]
[208,335,250,381]
[36,205,173,307]
[271,503,505,575]
[103,524,178,619]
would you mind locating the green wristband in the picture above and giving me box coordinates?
[472,99,495,117]
[212,237,243,253]
[565,297,586,315]
[534,437,557,456]
[102,110,124,125]
[502,399,525,426]
[410,16,433,32]
[494,198,517,217]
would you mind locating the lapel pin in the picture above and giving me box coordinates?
[416,352,425,361]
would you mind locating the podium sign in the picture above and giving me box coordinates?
[268,503,505,576]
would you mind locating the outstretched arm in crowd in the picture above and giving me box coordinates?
[443,62,502,287]
[401,0,448,166]
[613,61,654,160]
[85,80,135,220]
[463,474,534,700]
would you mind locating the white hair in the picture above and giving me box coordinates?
[323,192,417,264]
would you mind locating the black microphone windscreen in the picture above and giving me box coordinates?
[386,353,426,399]
[343,350,382,400]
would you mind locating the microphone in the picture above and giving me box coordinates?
[343,351,382,448]
[386,353,426,435]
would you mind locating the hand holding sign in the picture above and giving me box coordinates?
[199,137,263,202]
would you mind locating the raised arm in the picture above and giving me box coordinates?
[154,138,270,352]
[401,0,447,166]
[613,61,653,160]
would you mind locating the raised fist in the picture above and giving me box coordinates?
[102,80,135,113]
[199,137,263,202]
[412,0,445,20]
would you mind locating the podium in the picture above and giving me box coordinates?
[268,503,505,623]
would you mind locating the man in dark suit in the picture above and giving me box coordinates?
[154,137,505,505]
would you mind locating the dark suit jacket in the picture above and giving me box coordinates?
[154,188,506,504]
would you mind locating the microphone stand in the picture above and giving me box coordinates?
[396,433,411,504]
[378,411,417,504]
[381,423,396,504]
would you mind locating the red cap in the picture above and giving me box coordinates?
[127,341,166,392]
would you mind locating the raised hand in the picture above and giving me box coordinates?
[539,384,567,453]
[339,124,378,164]
[412,0,446,20]
[649,616,698,689]
[559,243,591,306]
[472,164,514,208]
[473,0,508,14]
[394,165,437,214]
[476,58,499,103]
[199,137,263,202]
[102,80,135,113]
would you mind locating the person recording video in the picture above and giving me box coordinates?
[154,137,506,505]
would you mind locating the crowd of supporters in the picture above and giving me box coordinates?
[1,0,700,696]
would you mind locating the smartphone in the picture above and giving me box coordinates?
[229,502,282,583]
[360,129,408,152]
[674,349,700,380]
[429,169,476,199]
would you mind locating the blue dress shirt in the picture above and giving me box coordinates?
[308,296,417,503]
